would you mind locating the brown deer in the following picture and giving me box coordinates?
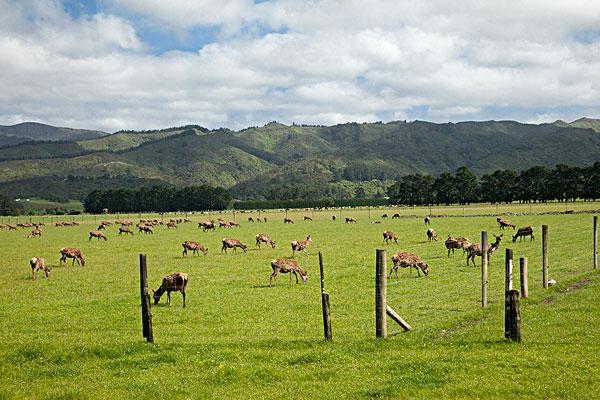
[59,247,85,266]
[389,252,429,278]
[304,216,313,221]
[89,231,107,241]
[383,230,398,244]
[291,235,312,256]
[166,221,177,229]
[30,257,50,279]
[7,224,17,230]
[27,229,42,238]
[426,228,437,242]
[381,213,388,218]
[345,217,357,223]
[424,216,431,225]
[255,233,276,248]
[153,272,188,307]
[229,221,240,228]
[284,218,294,224]
[248,217,254,222]
[182,241,208,256]
[392,213,400,219]
[218,220,230,228]
[119,226,133,235]
[269,258,308,287]
[445,236,471,256]
[221,238,247,253]
[512,226,534,242]
[466,234,503,266]
[138,225,153,234]
[497,217,516,230]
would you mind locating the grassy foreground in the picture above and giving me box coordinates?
[0,204,598,399]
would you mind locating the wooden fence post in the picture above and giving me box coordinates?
[139,254,153,343]
[319,252,332,341]
[375,249,387,338]
[542,225,549,288]
[504,248,513,339]
[506,290,521,342]
[481,231,489,307]
[520,257,529,299]
[594,216,598,270]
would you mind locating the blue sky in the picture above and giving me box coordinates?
[1,0,599,131]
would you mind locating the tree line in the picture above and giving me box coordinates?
[83,185,231,213]
[387,162,600,206]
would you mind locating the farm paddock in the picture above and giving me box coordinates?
[0,203,598,399]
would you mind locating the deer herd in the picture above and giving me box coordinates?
[16,211,537,307]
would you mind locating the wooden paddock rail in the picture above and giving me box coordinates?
[375,249,411,338]
[139,254,153,343]
[319,252,332,341]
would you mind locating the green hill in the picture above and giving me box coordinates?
[0,122,107,146]
[0,118,598,200]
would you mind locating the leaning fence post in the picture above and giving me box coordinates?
[139,254,153,343]
[504,248,513,339]
[481,231,489,307]
[542,225,549,288]
[375,249,387,338]
[594,216,598,270]
[520,257,529,299]
[319,252,332,341]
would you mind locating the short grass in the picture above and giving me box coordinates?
[0,203,598,399]
[16,198,84,213]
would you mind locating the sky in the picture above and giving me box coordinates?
[0,0,599,132]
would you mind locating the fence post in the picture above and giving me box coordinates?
[594,216,598,270]
[520,257,529,299]
[375,249,387,338]
[139,254,153,343]
[319,252,332,341]
[542,225,549,288]
[504,248,513,339]
[481,231,489,307]
[506,290,521,342]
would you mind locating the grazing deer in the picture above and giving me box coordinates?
[284,218,294,224]
[497,217,516,230]
[30,257,50,280]
[383,230,398,244]
[445,236,471,256]
[7,224,17,230]
[166,221,177,229]
[291,235,312,256]
[389,252,429,278]
[27,229,42,238]
[248,217,254,222]
[153,272,188,307]
[332,215,336,221]
[426,228,437,242]
[229,221,240,228]
[466,234,503,266]
[345,217,357,223]
[218,220,230,228]
[138,225,153,234]
[182,241,208,256]
[59,247,85,266]
[512,226,534,242]
[424,216,431,225]
[89,231,107,241]
[381,213,388,219]
[119,226,133,235]
[392,213,400,219]
[255,233,276,248]
[263,217,267,223]
[269,258,308,287]
[221,238,247,253]
[304,216,313,221]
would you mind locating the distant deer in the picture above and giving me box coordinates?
[383,230,398,244]
[255,233,276,249]
[512,226,534,242]
[392,213,400,219]
[166,221,177,229]
[389,252,429,278]
[291,235,312,256]
[345,217,357,223]
[27,229,42,238]
[424,216,431,225]
[426,228,437,242]
[284,218,294,224]
[332,215,336,221]
[304,216,313,221]
[89,231,107,241]
[269,258,308,287]
[119,226,133,235]
[381,213,388,219]
[182,241,208,256]
[229,221,240,228]
[248,217,254,222]
[153,272,188,307]
[497,217,516,230]
[138,225,153,234]
[221,238,247,253]
[30,257,50,280]
[59,247,85,266]
[466,234,503,266]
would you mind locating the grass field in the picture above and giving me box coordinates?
[0,203,598,399]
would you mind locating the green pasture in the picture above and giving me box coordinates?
[0,203,598,399]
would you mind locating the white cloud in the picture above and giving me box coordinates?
[0,0,600,131]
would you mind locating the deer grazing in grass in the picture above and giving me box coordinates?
[291,235,312,256]
[138,225,153,234]
[445,236,471,256]
[381,213,388,219]
[166,221,177,229]
[392,213,400,219]
[332,215,336,221]
[389,252,429,278]
[119,226,133,235]
[426,228,438,242]
[221,238,247,253]
[497,217,516,230]
[345,217,357,223]
[229,221,240,228]
[269,258,308,287]
[182,241,208,256]
[248,217,254,222]
[383,230,398,244]
[255,233,276,249]
[153,272,188,307]
[303,215,313,221]
[284,218,294,224]
[424,216,431,225]
[27,229,42,238]
[89,231,107,241]
[59,247,85,266]
[512,226,534,242]
[466,234,503,266]
[30,257,50,280]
